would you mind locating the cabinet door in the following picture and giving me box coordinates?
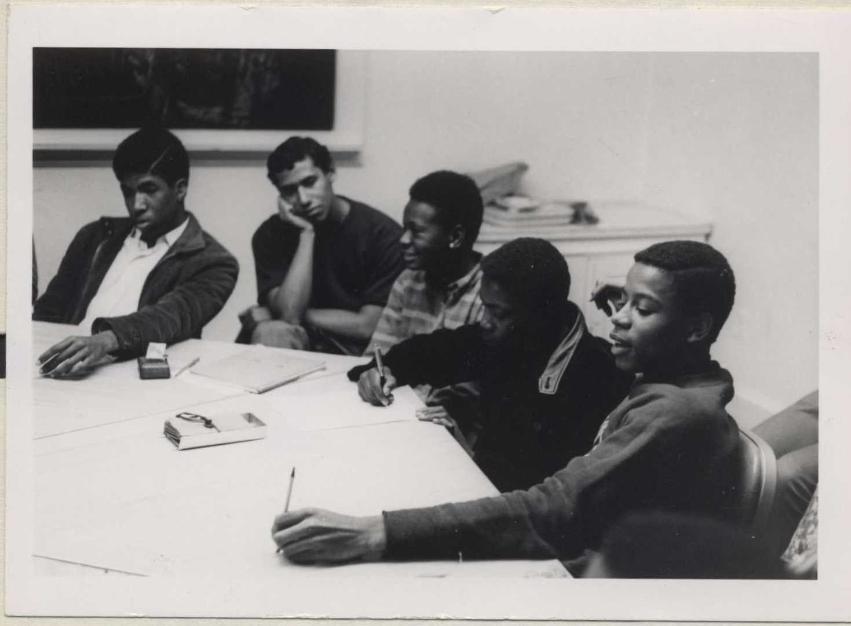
[583,254,635,339]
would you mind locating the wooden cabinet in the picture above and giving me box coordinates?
[474,203,713,338]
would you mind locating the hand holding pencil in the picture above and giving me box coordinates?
[271,507,387,564]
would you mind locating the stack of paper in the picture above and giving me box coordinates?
[483,200,578,227]
[190,348,325,393]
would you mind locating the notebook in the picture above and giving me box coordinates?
[164,411,267,450]
[189,348,325,393]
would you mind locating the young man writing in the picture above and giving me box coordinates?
[364,170,485,429]
[272,240,741,566]
[241,136,405,355]
[348,237,631,492]
[34,127,238,378]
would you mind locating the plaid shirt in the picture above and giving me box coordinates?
[366,261,484,356]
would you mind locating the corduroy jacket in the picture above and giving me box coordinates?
[34,213,238,358]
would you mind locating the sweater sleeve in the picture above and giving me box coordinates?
[346,324,486,385]
[382,392,707,561]
[93,243,239,358]
[386,325,488,387]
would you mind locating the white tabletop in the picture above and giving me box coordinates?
[32,322,361,438]
[31,322,568,586]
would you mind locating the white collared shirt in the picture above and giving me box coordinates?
[81,218,189,331]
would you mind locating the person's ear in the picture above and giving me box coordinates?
[326,169,336,185]
[173,179,188,202]
[686,312,713,344]
[448,225,466,249]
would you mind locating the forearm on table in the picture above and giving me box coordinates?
[381,489,560,561]
[381,416,667,561]
[304,305,382,341]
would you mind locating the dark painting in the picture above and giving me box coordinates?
[33,48,336,130]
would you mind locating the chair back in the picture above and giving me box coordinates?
[732,428,778,533]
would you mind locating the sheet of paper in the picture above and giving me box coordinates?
[264,375,423,431]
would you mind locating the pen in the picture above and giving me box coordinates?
[172,356,200,378]
[374,348,386,389]
[277,467,296,554]
[284,466,296,513]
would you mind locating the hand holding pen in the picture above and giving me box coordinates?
[357,349,397,407]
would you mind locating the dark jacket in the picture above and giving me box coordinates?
[348,303,632,491]
[33,213,238,358]
[383,364,741,561]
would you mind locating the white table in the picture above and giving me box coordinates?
[33,322,359,438]
[32,322,568,582]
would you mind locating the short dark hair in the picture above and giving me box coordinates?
[595,511,784,579]
[634,240,736,343]
[481,238,570,312]
[267,136,333,181]
[409,171,484,248]
[112,127,189,185]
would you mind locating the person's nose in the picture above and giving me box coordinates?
[133,193,146,212]
[400,229,412,246]
[297,186,310,206]
[611,303,630,329]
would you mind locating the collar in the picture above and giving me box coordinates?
[102,212,205,257]
[444,256,483,299]
[538,303,587,395]
[130,216,190,248]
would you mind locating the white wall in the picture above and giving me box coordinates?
[35,51,654,340]
[640,53,818,412]
[33,52,818,412]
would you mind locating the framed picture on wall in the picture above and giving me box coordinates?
[33,48,367,155]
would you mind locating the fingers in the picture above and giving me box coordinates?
[271,509,340,555]
[278,536,356,565]
[271,508,317,534]
[277,196,294,214]
[41,336,100,378]
[38,337,74,366]
[40,341,86,377]
[416,407,457,430]
[277,197,312,230]
[270,510,385,565]
[590,283,624,317]
[416,406,448,421]
[357,368,393,406]
[382,372,397,402]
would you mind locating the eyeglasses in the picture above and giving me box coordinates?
[175,411,220,432]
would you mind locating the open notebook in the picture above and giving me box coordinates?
[189,348,325,393]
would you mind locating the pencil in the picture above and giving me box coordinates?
[172,356,200,378]
[284,466,296,512]
[276,467,296,554]
[374,348,386,388]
